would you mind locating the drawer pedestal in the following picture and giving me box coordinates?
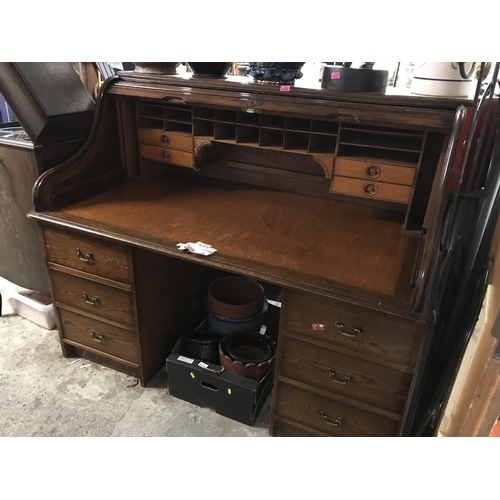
[271,289,424,437]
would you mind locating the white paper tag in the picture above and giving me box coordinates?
[198,362,209,369]
[177,355,194,364]
[176,241,217,256]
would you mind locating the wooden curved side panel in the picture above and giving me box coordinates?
[412,106,467,311]
[33,76,126,211]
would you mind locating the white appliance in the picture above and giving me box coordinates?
[411,62,476,97]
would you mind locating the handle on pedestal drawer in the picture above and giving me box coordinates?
[327,369,352,385]
[335,321,363,338]
[89,330,105,343]
[75,249,93,262]
[319,412,344,426]
[162,150,171,162]
[82,292,100,306]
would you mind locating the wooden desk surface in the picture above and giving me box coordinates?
[31,174,421,315]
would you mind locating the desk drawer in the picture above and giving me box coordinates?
[331,176,412,204]
[335,158,416,186]
[43,227,130,284]
[283,291,423,368]
[138,128,193,152]
[59,309,139,364]
[274,381,399,437]
[280,336,412,414]
[139,144,194,168]
[50,270,134,329]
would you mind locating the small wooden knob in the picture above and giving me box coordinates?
[363,183,378,196]
[162,150,170,162]
[161,134,170,146]
[365,164,380,179]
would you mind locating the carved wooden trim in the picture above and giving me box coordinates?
[33,76,124,211]
[312,155,334,178]
[193,137,213,158]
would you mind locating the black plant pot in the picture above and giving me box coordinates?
[188,62,232,78]
[133,63,179,75]
[321,65,388,93]
[247,62,305,84]
[180,331,224,364]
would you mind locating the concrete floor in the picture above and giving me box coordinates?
[0,313,271,437]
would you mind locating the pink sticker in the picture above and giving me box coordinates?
[280,85,291,92]
[330,72,341,80]
[312,324,325,331]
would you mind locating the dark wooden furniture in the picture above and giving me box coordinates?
[0,62,94,293]
[28,72,470,436]
[0,134,88,293]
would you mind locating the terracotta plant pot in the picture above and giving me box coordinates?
[208,276,264,319]
[219,333,276,381]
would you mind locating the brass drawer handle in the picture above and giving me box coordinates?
[161,134,170,146]
[327,369,352,385]
[319,412,344,426]
[365,164,381,179]
[82,292,100,306]
[75,249,93,262]
[363,183,378,196]
[162,150,170,162]
[89,330,105,343]
[335,321,363,338]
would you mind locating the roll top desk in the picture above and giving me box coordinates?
[29,72,469,436]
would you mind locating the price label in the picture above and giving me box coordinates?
[177,355,194,364]
[312,324,325,331]
[330,72,341,80]
[280,85,291,92]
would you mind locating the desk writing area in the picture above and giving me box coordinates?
[29,73,469,436]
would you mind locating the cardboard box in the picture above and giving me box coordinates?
[167,353,273,426]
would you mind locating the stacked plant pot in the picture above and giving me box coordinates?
[207,276,276,380]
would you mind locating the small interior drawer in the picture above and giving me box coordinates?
[331,176,412,204]
[50,269,134,329]
[43,226,130,284]
[335,158,415,186]
[282,290,423,369]
[280,336,412,414]
[138,128,193,152]
[59,308,138,364]
[139,144,194,168]
[274,381,400,437]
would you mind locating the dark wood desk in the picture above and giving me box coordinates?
[29,73,469,436]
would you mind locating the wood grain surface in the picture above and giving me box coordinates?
[335,157,416,185]
[59,308,138,364]
[50,269,134,329]
[274,381,400,437]
[283,290,424,368]
[331,176,412,204]
[43,226,131,283]
[138,128,193,152]
[34,174,420,309]
[139,144,194,168]
[279,336,413,414]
